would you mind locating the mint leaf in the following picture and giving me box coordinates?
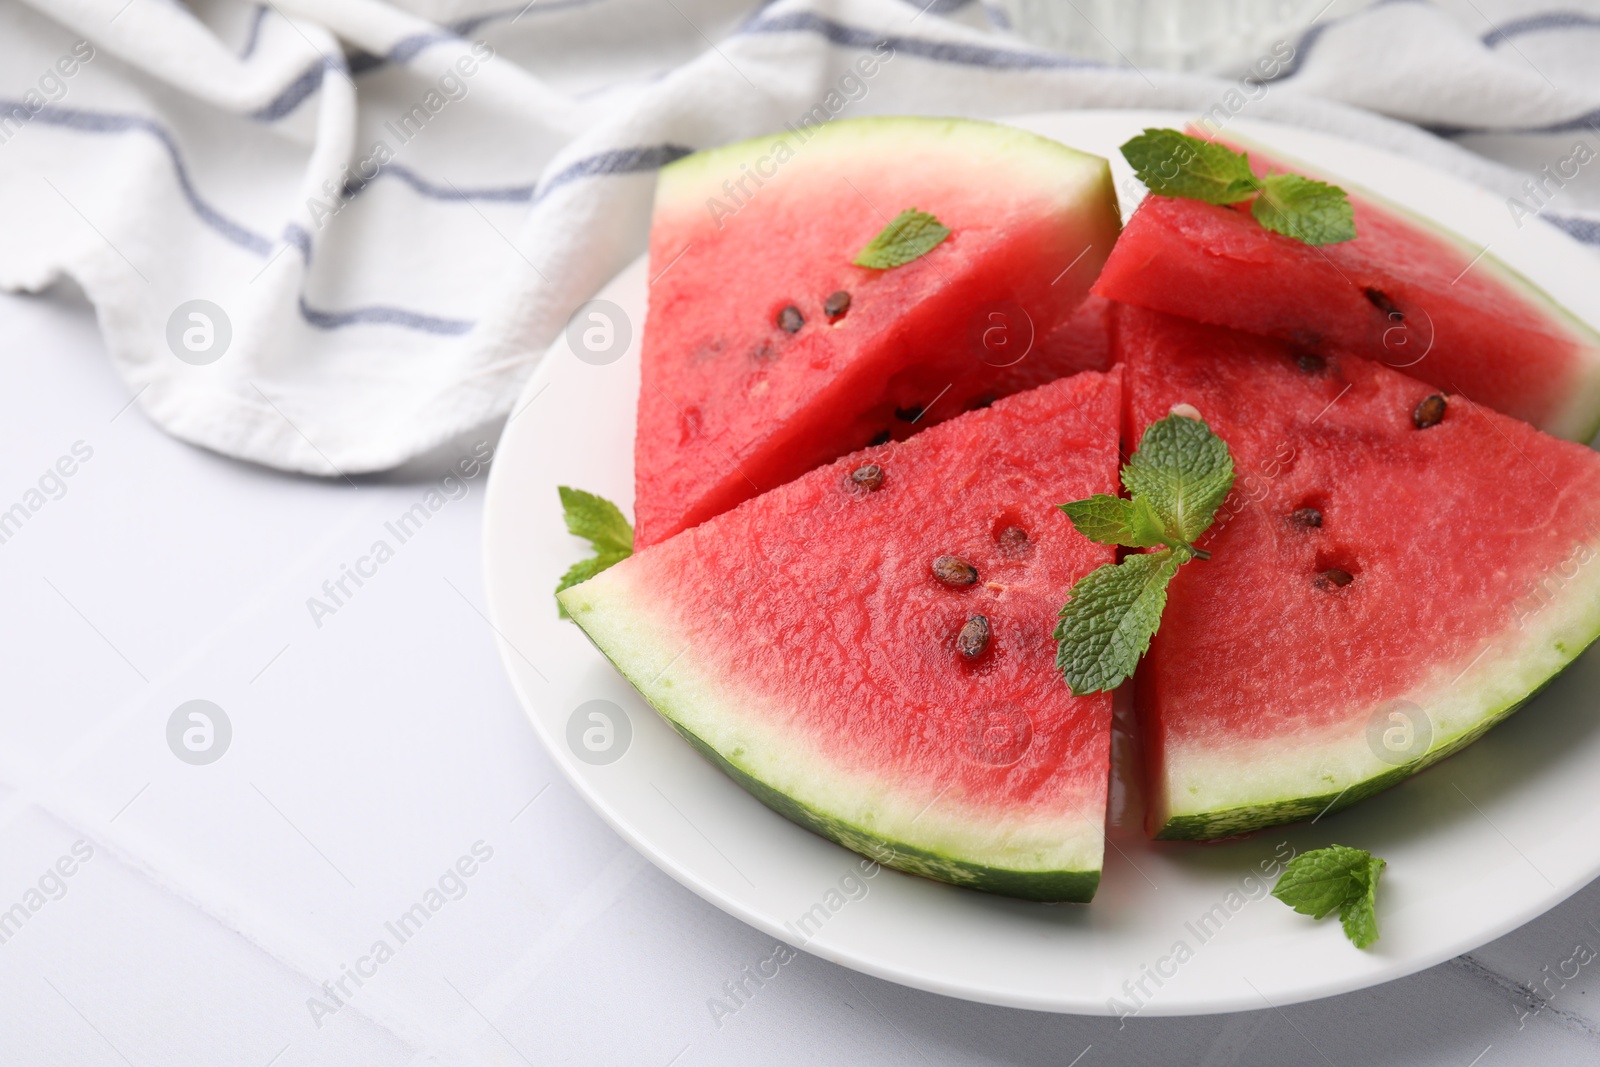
[1271,845,1371,919]
[1339,855,1386,949]
[853,209,951,269]
[1273,845,1386,948]
[559,486,633,554]
[1120,128,1256,205]
[1120,413,1235,547]
[1054,413,1235,693]
[556,486,634,617]
[1252,173,1356,246]
[1060,494,1168,548]
[1054,549,1181,694]
[1120,128,1357,246]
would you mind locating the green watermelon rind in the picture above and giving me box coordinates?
[658,115,1117,217]
[1152,540,1600,840]
[1218,128,1600,444]
[1155,676,1561,841]
[559,570,1106,904]
[663,715,1102,904]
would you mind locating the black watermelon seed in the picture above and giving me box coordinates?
[956,615,991,659]
[894,404,924,422]
[1413,394,1447,429]
[1296,351,1327,374]
[777,305,804,333]
[848,463,884,491]
[824,290,851,319]
[1365,287,1404,321]
[1316,568,1355,589]
[868,430,892,446]
[1290,507,1323,528]
[968,395,995,411]
[932,555,979,586]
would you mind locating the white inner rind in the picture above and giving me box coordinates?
[561,563,1106,878]
[1161,534,1600,823]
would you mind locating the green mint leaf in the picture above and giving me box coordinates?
[1122,128,1357,247]
[1054,414,1235,692]
[1120,128,1256,205]
[1120,413,1235,547]
[1251,172,1357,246]
[559,486,633,554]
[1338,855,1385,949]
[852,208,951,269]
[556,486,634,617]
[1273,846,1385,947]
[1060,494,1168,548]
[1054,549,1181,694]
[1271,845,1372,919]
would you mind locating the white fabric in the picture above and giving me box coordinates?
[1,0,1598,475]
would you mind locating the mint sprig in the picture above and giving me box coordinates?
[555,486,633,617]
[1121,128,1356,246]
[1272,845,1387,949]
[1054,412,1234,694]
[1121,127,1257,205]
[1251,172,1356,245]
[853,208,951,269]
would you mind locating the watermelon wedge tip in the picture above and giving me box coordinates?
[564,371,1125,901]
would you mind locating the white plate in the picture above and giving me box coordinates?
[482,110,1600,1015]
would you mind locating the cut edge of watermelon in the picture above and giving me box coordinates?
[560,564,1106,903]
[1210,127,1600,443]
[1150,531,1600,839]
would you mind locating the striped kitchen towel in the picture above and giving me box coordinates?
[0,0,1595,474]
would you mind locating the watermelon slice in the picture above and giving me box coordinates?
[634,116,1121,546]
[563,371,1123,901]
[1119,306,1600,839]
[1094,131,1600,441]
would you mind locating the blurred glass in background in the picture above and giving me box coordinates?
[990,0,1377,75]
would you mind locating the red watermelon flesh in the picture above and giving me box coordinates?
[1094,130,1600,441]
[563,371,1122,901]
[1119,306,1600,839]
[634,116,1120,547]
[987,293,1115,398]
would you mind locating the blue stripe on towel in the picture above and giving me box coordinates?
[5,99,702,332]
[5,102,274,255]
[1545,212,1600,245]
[345,0,611,78]
[532,143,694,204]
[250,56,347,122]
[1486,10,1600,46]
[297,296,474,334]
[740,9,1094,69]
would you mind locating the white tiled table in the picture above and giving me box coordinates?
[4,286,1599,1066]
